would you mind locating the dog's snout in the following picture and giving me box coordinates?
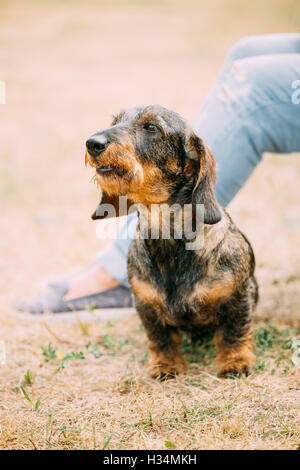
[86,135,109,158]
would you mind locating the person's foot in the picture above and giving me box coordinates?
[63,261,119,300]
[15,261,133,314]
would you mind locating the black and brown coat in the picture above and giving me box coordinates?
[86,105,258,379]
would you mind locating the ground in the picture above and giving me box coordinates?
[0,0,299,450]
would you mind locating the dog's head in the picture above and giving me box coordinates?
[86,105,221,225]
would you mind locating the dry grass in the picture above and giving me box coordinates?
[0,0,300,450]
[1,315,299,450]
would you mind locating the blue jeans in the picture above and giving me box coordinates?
[99,33,300,287]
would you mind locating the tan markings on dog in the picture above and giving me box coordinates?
[214,330,255,376]
[90,140,145,196]
[147,332,186,379]
[88,138,170,205]
[188,273,235,308]
[130,276,178,327]
[165,158,182,174]
[130,276,165,309]
[128,162,171,205]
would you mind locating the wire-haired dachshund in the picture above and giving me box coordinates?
[86,105,258,379]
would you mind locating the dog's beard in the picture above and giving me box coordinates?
[87,142,144,197]
[93,168,142,197]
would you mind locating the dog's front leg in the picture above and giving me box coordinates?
[135,300,186,380]
[215,292,255,377]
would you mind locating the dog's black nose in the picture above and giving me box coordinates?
[86,135,109,158]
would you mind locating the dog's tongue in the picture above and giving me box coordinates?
[96,166,113,173]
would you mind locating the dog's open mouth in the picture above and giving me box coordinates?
[96,165,127,177]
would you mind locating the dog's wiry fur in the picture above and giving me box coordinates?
[86,105,258,379]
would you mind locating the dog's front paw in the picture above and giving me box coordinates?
[147,336,186,380]
[217,349,255,378]
[218,358,254,378]
[148,361,186,381]
[147,354,186,381]
[215,331,255,378]
[216,341,255,378]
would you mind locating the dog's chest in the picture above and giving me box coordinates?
[150,269,214,326]
[129,238,217,327]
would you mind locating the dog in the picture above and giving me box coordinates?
[86,105,258,379]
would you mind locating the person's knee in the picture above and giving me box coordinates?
[230,54,297,105]
[228,35,266,62]
[218,56,267,111]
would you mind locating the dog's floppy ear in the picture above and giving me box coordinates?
[185,132,221,225]
[91,191,135,220]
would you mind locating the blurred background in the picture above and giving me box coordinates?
[0,0,299,315]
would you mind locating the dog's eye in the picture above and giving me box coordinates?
[143,123,159,133]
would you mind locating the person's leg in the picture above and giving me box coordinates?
[96,213,138,288]
[211,33,300,89]
[194,52,300,207]
[63,213,137,300]
[62,260,120,300]
[16,213,137,312]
